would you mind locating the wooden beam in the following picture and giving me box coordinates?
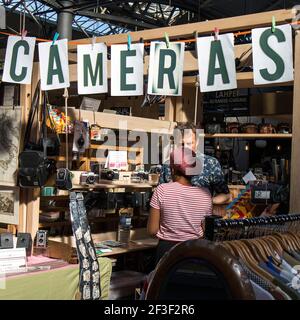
[69,9,293,50]
[26,188,40,243]
[183,73,293,89]
[18,83,32,233]
[69,109,176,134]
[69,43,253,82]
[290,30,300,213]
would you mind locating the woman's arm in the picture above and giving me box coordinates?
[212,193,232,205]
[147,207,161,237]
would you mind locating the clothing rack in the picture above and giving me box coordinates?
[204,214,300,241]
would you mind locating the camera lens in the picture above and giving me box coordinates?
[87,175,95,184]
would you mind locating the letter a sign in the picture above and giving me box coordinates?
[197,33,237,92]
[38,39,70,91]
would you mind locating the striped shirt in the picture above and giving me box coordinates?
[150,182,212,241]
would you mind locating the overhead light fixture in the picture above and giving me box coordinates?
[2,0,12,5]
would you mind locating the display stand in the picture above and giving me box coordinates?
[14,8,299,243]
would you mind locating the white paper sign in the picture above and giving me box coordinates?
[106,151,128,170]
[197,33,237,92]
[252,24,294,85]
[242,171,257,184]
[77,43,107,95]
[148,41,184,96]
[111,43,144,96]
[2,36,36,84]
[38,39,70,91]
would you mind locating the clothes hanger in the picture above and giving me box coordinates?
[284,232,300,251]
[281,233,298,252]
[272,233,291,252]
[229,239,274,282]
[242,238,270,263]
[258,237,282,265]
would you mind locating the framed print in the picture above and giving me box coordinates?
[0,106,21,186]
[0,186,19,225]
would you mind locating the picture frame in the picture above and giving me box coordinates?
[0,186,19,225]
[0,106,21,186]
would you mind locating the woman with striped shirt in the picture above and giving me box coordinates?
[147,146,213,264]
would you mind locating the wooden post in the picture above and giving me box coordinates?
[290,30,300,213]
[17,83,32,233]
[164,97,176,121]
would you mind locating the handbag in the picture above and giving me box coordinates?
[19,83,56,188]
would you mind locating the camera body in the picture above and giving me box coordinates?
[80,172,100,185]
[251,182,289,204]
[100,169,120,181]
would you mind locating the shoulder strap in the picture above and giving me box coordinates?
[23,80,41,149]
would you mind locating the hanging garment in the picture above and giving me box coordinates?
[250,280,274,300]
[69,192,101,300]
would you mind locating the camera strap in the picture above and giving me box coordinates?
[69,192,101,300]
[41,92,48,158]
[23,80,41,150]
[63,88,69,169]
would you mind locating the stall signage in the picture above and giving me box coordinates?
[197,33,237,92]
[2,36,36,84]
[252,24,294,85]
[203,89,249,115]
[38,39,70,90]
[77,43,107,95]
[1,24,295,94]
[111,43,144,96]
[148,41,185,96]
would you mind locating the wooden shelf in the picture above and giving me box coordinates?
[49,156,140,164]
[72,181,155,190]
[39,215,147,228]
[40,195,69,201]
[204,133,292,139]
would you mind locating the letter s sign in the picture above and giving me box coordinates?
[0,6,6,29]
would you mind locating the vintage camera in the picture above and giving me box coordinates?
[35,230,48,248]
[131,172,149,183]
[250,182,289,204]
[80,172,100,185]
[99,169,119,181]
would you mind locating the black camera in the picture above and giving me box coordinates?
[80,172,100,185]
[251,182,289,204]
[100,169,120,181]
[56,168,73,190]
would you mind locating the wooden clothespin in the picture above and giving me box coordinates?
[52,32,59,46]
[214,27,219,41]
[21,29,27,40]
[164,32,170,48]
[91,35,96,50]
[127,33,131,50]
[272,16,276,33]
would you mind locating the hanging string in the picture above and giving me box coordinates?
[1,17,300,45]
[22,1,26,35]
[63,88,69,169]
